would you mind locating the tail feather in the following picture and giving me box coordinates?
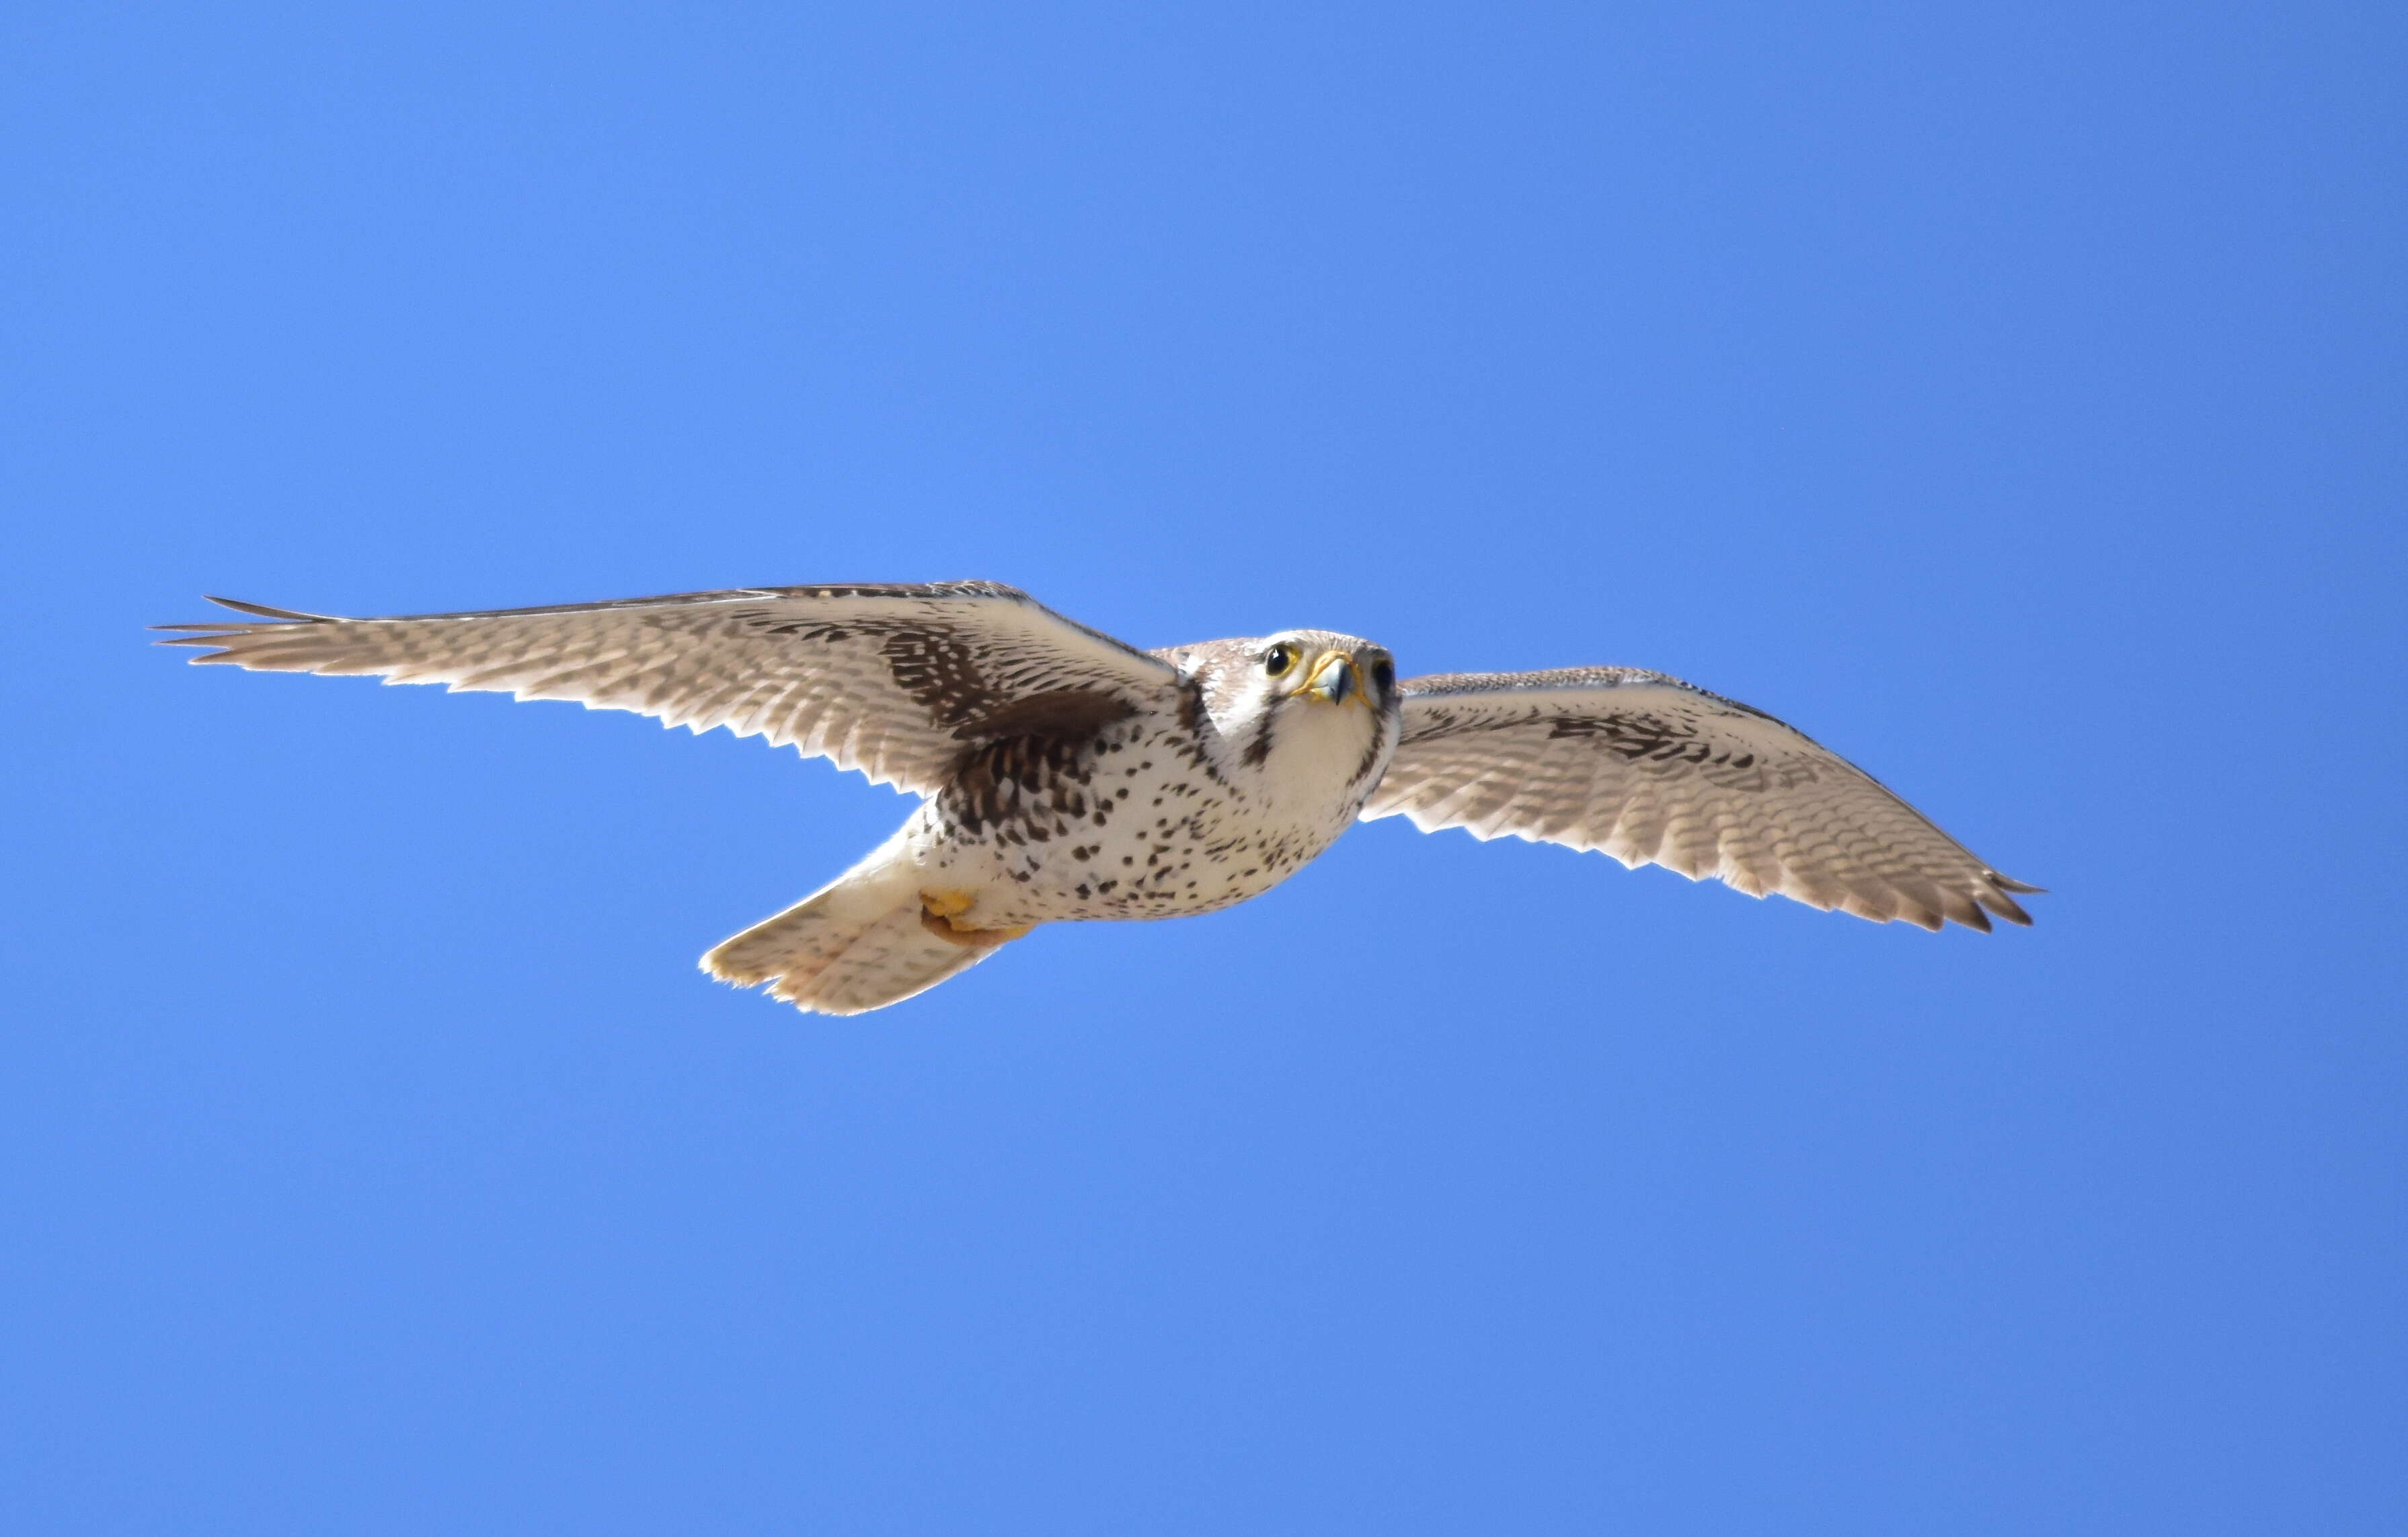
[703,861,1017,1016]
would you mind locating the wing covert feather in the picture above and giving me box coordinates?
[158,583,1177,793]
[1363,667,2037,931]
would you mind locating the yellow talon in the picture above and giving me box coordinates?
[917,889,1031,948]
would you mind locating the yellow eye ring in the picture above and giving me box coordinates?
[1264,643,1296,677]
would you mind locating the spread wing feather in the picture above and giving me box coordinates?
[1362,667,2039,931]
[157,583,1177,794]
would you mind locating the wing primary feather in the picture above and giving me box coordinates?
[204,596,326,621]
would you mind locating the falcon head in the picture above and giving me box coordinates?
[1158,630,1403,800]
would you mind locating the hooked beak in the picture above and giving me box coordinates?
[1298,650,1364,708]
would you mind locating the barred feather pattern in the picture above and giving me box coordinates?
[157,584,1179,794]
[1362,668,2038,931]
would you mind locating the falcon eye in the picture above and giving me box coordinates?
[1264,644,1296,677]
[1369,659,1395,694]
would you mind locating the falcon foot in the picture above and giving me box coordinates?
[919,890,1033,949]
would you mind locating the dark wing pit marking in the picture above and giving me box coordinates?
[954,689,1136,742]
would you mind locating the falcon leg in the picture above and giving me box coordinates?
[919,889,1036,948]
[701,848,1017,1014]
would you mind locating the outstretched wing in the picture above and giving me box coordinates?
[1362,667,2039,931]
[158,583,1178,794]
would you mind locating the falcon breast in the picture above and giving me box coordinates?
[160,583,2040,1014]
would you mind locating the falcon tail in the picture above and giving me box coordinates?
[701,846,1019,1016]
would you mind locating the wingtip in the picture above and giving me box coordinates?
[1982,889,2038,928]
[203,595,321,621]
[153,597,327,652]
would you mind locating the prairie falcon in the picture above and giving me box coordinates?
[161,583,2041,1013]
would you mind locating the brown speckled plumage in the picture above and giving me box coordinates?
[159,585,2037,1012]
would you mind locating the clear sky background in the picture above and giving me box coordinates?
[4,3,2403,1532]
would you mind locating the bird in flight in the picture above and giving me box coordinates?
[161,583,2039,1014]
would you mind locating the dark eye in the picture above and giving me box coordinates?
[1370,659,1395,694]
[1264,644,1296,677]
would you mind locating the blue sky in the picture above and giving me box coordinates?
[4,2,2402,1532]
